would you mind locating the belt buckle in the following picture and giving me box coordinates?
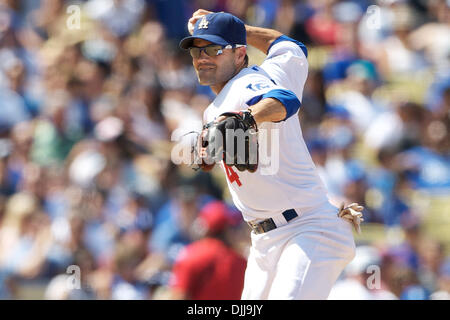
[247,210,297,235]
[247,221,265,234]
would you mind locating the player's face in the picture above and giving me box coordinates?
[191,39,240,88]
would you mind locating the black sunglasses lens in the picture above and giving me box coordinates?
[189,46,221,58]
[205,46,220,56]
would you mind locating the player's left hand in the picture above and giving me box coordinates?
[202,111,259,172]
[338,203,364,234]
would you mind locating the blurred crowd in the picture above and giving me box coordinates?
[0,0,449,300]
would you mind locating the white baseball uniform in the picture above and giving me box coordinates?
[203,37,356,299]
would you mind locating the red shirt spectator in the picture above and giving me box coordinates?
[305,9,342,46]
[170,237,246,300]
[169,200,247,300]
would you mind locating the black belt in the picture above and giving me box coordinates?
[248,209,298,234]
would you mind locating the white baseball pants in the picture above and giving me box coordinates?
[241,203,356,300]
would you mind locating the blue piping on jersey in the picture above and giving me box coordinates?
[246,89,301,121]
[267,35,308,58]
[250,66,276,84]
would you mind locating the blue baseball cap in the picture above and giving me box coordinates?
[179,12,246,50]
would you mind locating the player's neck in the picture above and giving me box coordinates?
[210,64,246,95]
[210,83,226,95]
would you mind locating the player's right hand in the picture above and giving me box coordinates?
[188,9,214,35]
[338,203,364,234]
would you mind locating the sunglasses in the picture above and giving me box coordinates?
[189,44,246,59]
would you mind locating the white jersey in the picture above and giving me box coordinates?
[203,39,330,221]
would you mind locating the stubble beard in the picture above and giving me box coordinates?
[197,69,217,86]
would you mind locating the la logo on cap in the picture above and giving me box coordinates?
[198,16,209,29]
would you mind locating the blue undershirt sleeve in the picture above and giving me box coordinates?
[246,88,301,121]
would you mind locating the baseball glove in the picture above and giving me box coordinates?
[195,110,259,173]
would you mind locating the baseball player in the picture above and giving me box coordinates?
[180,10,363,299]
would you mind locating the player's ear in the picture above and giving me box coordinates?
[234,47,246,65]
